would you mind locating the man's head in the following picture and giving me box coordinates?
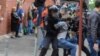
[48,5,59,18]
[12,7,17,12]
[95,0,100,11]
[17,3,23,9]
[60,5,68,15]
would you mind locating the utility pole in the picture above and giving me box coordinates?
[78,0,83,56]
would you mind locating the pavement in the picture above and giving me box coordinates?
[0,28,89,56]
[0,34,36,56]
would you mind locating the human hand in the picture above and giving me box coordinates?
[93,43,99,52]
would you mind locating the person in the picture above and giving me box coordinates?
[40,6,48,32]
[54,16,77,56]
[59,5,78,56]
[88,1,100,56]
[81,10,90,56]
[11,7,20,38]
[34,0,46,26]
[27,5,37,35]
[39,5,60,56]
[39,6,48,49]
[16,4,24,36]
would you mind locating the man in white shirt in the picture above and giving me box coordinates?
[55,20,77,56]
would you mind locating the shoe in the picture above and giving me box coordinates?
[11,36,14,38]
[15,36,21,38]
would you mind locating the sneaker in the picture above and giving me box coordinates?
[15,36,21,38]
[11,36,15,39]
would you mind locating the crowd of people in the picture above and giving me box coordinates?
[10,0,100,56]
[38,0,100,56]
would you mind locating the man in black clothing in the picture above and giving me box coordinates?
[88,0,100,56]
[39,5,60,56]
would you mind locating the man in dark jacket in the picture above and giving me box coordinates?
[34,0,46,26]
[88,1,100,56]
[39,5,60,56]
[11,7,20,38]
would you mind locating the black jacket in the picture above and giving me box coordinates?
[11,12,20,24]
[34,0,46,7]
[44,16,60,37]
[88,10,100,42]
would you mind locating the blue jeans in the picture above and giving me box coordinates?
[41,37,58,49]
[87,35,100,56]
[39,28,46,48]
[66,35,78,44]
[28,20,34,34]
[63,35,78,56]
[97,40,100,56]
[37,6,44,26]
[19,23,23,33]
[58,38,77,56]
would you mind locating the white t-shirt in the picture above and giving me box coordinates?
[54,21,68,39]
[57,31,67,39]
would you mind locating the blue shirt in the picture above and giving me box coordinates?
[16,8,24,19]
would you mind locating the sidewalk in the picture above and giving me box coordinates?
[0,31,89,56]
[0,34,36,56]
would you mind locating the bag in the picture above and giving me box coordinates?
[23,26,28,35]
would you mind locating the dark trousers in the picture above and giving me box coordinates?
[82,32,90,56]
[88,36,96,56]
[15,24,20,37]
[98,50,100,56]
[97,40,100,56]
[39,37,59,56]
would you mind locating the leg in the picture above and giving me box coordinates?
[28,20,33,34]
[63,49,69,56]
[38,28,45,49]
[65,35,77,56]
[97,41,100,55]
[82,45,90,56]
[58,39,77,56]
[39,37,51,56]
[19,23,23,33]
[98,51,100,56]
[87,35,96,56]
[39,48,48,56]
[51,38,59,56]
[82,32,90,56]
[15,24,20,37]
[28,20,31,34]
[82,38,90,56]
[67,37,78,44]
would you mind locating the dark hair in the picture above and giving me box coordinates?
[95,1,100,8]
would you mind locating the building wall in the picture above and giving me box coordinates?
[0,0,53,35]
[0,0,7,35]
